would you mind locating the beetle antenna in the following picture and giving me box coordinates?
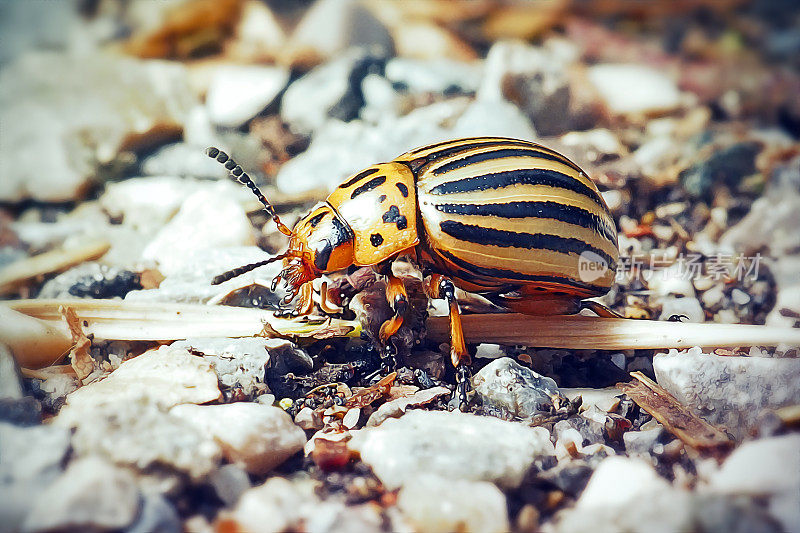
[211,253,288,285]
[205,147,293,236]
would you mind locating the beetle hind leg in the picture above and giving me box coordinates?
[424,274,471,411]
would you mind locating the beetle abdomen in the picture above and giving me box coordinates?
[401,138,619,297]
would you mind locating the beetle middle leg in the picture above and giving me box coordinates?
[377,270,409,373]
[424,274,471,411]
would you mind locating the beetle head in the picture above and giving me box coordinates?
[274,203,355,300]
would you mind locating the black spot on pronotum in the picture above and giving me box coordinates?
[308,212,326,227]
[379,195,387,202]
[382,205,407,230]
[339,167,379,189]
[396,182,409,197]
[370,233,384,247]
[351,176,387,199]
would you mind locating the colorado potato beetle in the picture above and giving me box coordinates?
[206,137,620,407]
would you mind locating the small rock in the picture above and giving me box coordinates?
[450,99,537,140]
[139,142,233,179]
[126,494,181,533]
[348,410,554,490]
[125,246,284,304]
[366,386,450,427]
[478,40,572,135]
[0,344,23,400]
[305,501,384,533]
[473,357,569,420]
[701,284,725,309]
[141,184,256,275]
[38,262,141,299]
[281,50,385,135]
[294,407,323,431]
[659,296,705,322]
[56,398,222,483]
[653,349,800,439]
[0,422,71,532]
[680,142,762,199]
[209,464,251,507]
[283,0,393,67]
[64,345,221,410]
[390,20,477,62]
[226,477,316,533]
[731,288,751,306]
[385,57,482,95]
[359,73,402,122]
[397,475,509,533]
[587,64,682,116]
[170,403,306,475]
[561,128,627,163]
[276,98,470,194]
[623,426,664,456]
[709,434,800,496]
[170,337,273,396]
[576,456,670,509]
[206,65,289,128]
[475,343,506,359]
[23,456,140,533]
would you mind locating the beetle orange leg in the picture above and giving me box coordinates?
[318,281,343,315]
[292,282,314,317]
[425,274,471,410]
[378,273,409,371]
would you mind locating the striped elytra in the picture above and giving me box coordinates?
[207,138,621,405]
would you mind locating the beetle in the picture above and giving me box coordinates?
[205,137,620,407]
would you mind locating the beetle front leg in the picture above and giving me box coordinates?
[378,271,408,372]
[424,274,471,410]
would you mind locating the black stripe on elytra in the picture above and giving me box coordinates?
[350,175,387,199]
[308,212,326,227]
[395,182,409,197]
[382,205,408,230]
[432,147,583,176]
[429,168,605,208]
[439,220,616,268]
[435,201,616,243]
[436,249,603,294]
[339,167,379,189]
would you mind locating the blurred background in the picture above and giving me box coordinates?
[1,1,800,532]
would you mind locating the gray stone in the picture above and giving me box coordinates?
[623,426,664,456]
[170,403,306,475]
[63,345,221,410]
[0,52,195,202]
[709,434,800,496]
[0,422,71,533]
[659,296,705,322]
[284,0,393,66]
[23,456,140,533]
[587,64,681,116]
[206,65,289,128]
[125,246,285,304]
[125,494,181,533]
[478,40,572,135]
[348,410,554,490]
[449,99,537,140]
[305,501,384,533]
[226,477,317,533]
[281,51,385,135]
[139,143,230,179]
[38,262,141,299]
[276,98,469,194]
[140,184,256,275]
[397,475,509,533]
[0,2,83,65]
[56,398,223,482]
[170,337,273,396]
[653,349,800,439]
[385,57,482,95]
[209,464,251,507]
[0,344,23,400]
[366,386,450,427]
[473,357,569,420]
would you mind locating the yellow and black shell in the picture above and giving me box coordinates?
[322,137,618,299]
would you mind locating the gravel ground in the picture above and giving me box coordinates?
[1,1,799,532]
